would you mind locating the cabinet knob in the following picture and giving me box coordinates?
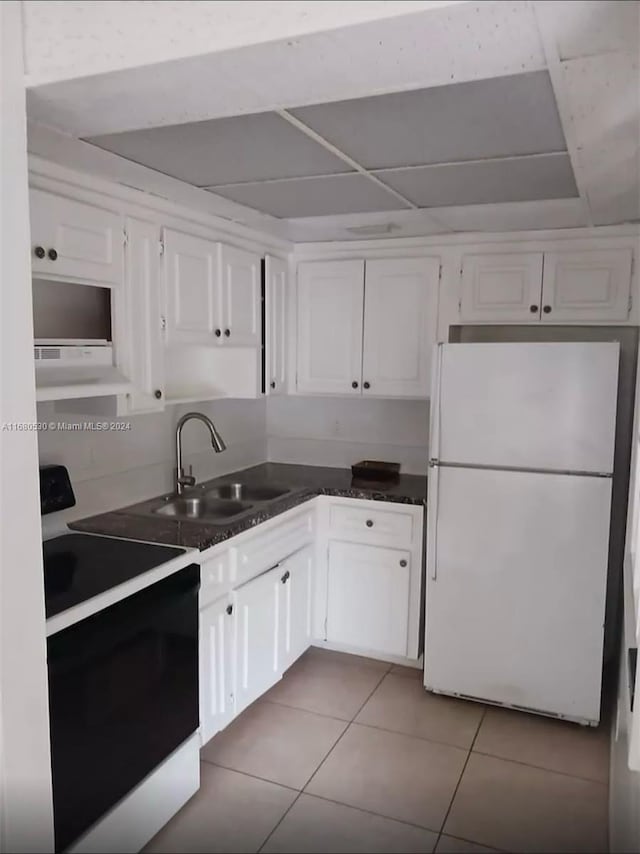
[543,305,552,314]
[529,304,538,314]
[399,559,408,567]
[215,329,222,337]
[352,381,359,389]
[48,248,58,261]
[154,389,162,400]
[366,519,374,528]
[224,328,231,337]
[34,245,45,259]
[270,381,276,389]
[363,381,371,390]
[281,570,290,584]
[226,604,233,616]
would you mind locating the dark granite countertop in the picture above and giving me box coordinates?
[70,463,427,551]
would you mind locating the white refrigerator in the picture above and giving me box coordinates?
[425,341,620,725]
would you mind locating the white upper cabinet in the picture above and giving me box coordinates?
[265,255,288,395]
[362,258,439,398]
[541,249,632,323]
[297,257,438,399]
[30,188,123,285]
[122,217,165,414]
[459,248,633,325]
[297,259,365,395]
[279,545,313,672]
[163,228,220,344]
[219,244,261,346]
[460,252,544,323]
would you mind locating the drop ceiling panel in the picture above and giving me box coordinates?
[375,154,578,207]
[209,174,409,218]
[87,113,351,186]
[432,198,589,232]
[290,71,567,170]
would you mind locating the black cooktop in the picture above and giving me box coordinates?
[43,533,186,618]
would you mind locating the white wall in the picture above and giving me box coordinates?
[267,396,429,474]
[38,398,266,529]
[0,3,54,850]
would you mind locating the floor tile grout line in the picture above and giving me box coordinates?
[199,758,302,794]
[437,705,488,836]
[256,789,304,853]
[260,697,353,724]
[351,717,483,752]
[469,747,610,786]
[298,665,390,796]
[296,790,444,837]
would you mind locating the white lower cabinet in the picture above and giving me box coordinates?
[233,566,282,715]
[199,595,235,745]
[326,541,412,657]
[198,497,423,745]
[279,545,313,672]
[316,497,424,660]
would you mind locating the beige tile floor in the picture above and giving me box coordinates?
[145,648,610,854]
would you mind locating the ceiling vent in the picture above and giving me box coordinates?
[345,223,399,236]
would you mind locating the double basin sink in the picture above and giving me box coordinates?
[147,481,297,525]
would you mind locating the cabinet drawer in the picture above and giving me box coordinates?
[328,501,417,546]
[231,509,314,587]
[199,550,231,607]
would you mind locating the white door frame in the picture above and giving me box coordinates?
[0,3,54,851]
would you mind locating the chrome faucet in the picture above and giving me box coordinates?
[175,412,227,495]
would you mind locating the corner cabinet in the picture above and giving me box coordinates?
[315,497,424,660]
[30,188,123,285]
[296,257,439,398]
[460,249,632,324]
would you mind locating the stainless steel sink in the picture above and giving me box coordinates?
[204,482,292,502]
[154,496,253,521]
[127,479,302,526]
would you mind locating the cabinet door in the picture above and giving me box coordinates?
[297,260,364,395]
[200,596,235,744]
[122,218,164,414]
[541,249,632,322]
[460,253,543,322]
[326,541,411,657]
[233,566,281,714]
[163,228,220,344]
[279,546,313,672]
[30,188,123,285]
[362,257,439,398]
[219,245,261,346]
[265,255,287,395]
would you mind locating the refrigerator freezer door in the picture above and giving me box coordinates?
[433,342,619,474]
[424,465,611,722]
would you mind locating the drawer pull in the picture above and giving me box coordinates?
[366,519,374,528]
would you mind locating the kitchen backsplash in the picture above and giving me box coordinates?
[266,396,429,474]
[37,397,267,524]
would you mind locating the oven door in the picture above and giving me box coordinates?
[47,564,199,852]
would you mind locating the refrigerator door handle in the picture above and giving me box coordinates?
[430,343,444,463]
[427,462,439,581]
